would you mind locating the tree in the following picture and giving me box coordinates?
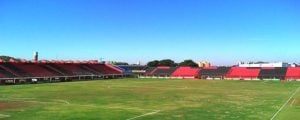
[158,59,177,67]
[179,59,198,67]
[0,56,18,62]
[147,59,178,67]
[112,62,129,65]
[255,61,267,64]
[147,60,159,67]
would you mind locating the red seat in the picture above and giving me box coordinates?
[13,63,54,77]
[225,67,260,79]
[171,67,200,78]
[0,73,6,78]
[286,67,300,80]
[87,64,122,74]
[147,66,177,76]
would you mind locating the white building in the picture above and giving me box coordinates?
[197,61,211,67]
[238,62,290,67]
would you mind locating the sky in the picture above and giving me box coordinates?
[0,0,299,65]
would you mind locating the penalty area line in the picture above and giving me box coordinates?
[270,87,300,120]
[0,114,10,118]
[0,98,71,105]
[126,110,160,120]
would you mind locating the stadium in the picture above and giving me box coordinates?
[1,56,300,84]
[1,0,300,120]
[1,54,300,120]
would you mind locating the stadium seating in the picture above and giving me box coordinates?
[171,67,200,78]
[3,61,300,83]
[0,63,32,77]
[78,64,102,74]
[86,64,122,74]
[146,67,156,72]
[106,64,123,74]
[38,64,65,76]
[0,63,123,79]
[200,67,230,79]
[148,66,177,76]
[225,67,261,80]
[286,67,300,80]
[54,64,93,75]
[117,65,147,74]
[11,63,55,77]
[144,67,156,76]
[258,67,287,80]
[46,64,74,75]
[0,64,16,78]
[0,62,124,85]
[0,73,5,78]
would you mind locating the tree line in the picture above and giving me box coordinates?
[111,59,199,67]
[147,59,198,67]
[0,56,19,62]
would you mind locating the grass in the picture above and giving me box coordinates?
[0,78,300,120]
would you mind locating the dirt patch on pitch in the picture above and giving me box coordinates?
[0,101,28,111]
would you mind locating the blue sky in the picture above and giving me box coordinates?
[0,0,299,65]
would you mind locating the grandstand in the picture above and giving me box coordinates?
[2,58,300,85]
[286,67,300,80]
[139,65,300,81]
[200,67,231,79]
[147,66,177,77]
[258,67,287,80]
[171,66,200,78]
[145,67,156,74]
[0,61,123,84]
[225,67,261,80]
[116,65,147,76]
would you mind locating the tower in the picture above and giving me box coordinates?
[33,51,38,61]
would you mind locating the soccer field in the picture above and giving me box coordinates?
[0,79,300,120]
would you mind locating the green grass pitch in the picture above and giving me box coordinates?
[1,78,300,120]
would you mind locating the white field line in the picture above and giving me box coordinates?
[270,87,300,120]
[0,114,10,118]
[77,104,161,119]
[95,84,193,89]
[126,110,160,120]
[72,104,156,111]
[0,98,70,105]
[0,97,158,114]
[1,97,161,120]
[290,99,296,107]
[21,100,66,105]
[52,99,70,105]
[103,85,193,90]
[101,106,155,111]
